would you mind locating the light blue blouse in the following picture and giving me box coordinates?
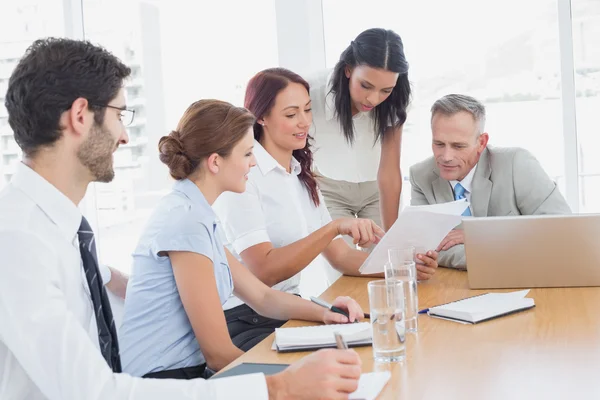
[119,179,233,377]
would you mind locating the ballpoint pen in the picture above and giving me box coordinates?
[310,296,370,321]
[310,296,351,319]
[334,332,348,349]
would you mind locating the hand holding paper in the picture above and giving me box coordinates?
[359,200,470,274]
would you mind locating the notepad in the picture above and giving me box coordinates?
[427,290,535,324]
[211,363,289,380]
[273,322,372,352]
[350,371,391,400]
[214,366,390,400]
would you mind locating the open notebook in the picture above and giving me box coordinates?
[273,322,372,352]
[427,290,535,324]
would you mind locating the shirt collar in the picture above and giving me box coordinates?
[324,70,370,122]
[172,178,217,225]
[450,164,477,193]
[11,162,81,242]
[254,140,302,177]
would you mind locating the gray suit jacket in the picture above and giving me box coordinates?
[409,146,572,269]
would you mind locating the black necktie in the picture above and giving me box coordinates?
[78,216,122,372]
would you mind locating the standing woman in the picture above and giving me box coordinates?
[309,28,410,235]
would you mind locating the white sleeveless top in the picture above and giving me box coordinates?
[308,69,382,183]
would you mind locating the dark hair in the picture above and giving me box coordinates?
[244,68,320,207]
[159,99,255,180]
[329,28,411,145]
[5,37,131,156]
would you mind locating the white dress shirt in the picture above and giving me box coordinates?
[308,69,382,182]
[450,164,477,210]
[213,141,337,309]
[0,162,268,400]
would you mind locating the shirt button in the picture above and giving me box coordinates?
[252,317,259,323]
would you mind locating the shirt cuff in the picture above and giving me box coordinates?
[98,264,112,285]
[232,230,271,255]
[215,373,269,399]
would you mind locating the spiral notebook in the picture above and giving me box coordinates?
[427,290,535,324]
[273,322,372,352]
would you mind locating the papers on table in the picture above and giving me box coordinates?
[359,199,469,274]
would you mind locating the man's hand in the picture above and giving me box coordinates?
[415,251,438,281]
[266,349,361,400]
[436,229,465,252]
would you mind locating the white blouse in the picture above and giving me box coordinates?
[213,141,336,309]
[308,69,382,183]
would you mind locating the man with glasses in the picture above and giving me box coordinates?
[0,38,361,400]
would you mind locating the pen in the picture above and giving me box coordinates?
[334,332,348,349]
[418,308,429,314]
[310,296,351,320]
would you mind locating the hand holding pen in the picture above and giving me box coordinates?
[310,296,369,323]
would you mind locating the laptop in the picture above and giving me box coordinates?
[463,214,600,289]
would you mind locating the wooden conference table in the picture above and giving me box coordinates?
[221,268,600,399]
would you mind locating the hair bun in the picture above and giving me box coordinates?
[158,131,195,180]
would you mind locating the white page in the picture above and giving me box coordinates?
[432,290,531,314]
[349,371,391,400]
[275,322,372,347]
[359,200,468,274]
[404,198,469,215]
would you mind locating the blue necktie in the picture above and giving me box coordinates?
[454,183,472,216]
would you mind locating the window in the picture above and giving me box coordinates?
[0,0,65,190]
[572,0,600,212]
[323,0,565,206]
[82,0,279,274]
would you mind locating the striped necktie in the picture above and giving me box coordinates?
[78,216,122,372]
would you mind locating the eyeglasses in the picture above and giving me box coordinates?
[91,104,136,127]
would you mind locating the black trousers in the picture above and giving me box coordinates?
[143,364,214,380]
[225,303,288,351]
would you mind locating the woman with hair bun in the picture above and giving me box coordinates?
[118,99,364,380]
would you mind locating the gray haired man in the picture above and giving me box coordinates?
[409,94,571,269]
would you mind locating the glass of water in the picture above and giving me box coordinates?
[368,279,406,362]
[386,248,419,333]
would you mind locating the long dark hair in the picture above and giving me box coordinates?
[244,68,320,207]
[329,28,411,145]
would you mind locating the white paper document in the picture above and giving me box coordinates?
[359,199,469,274]
[350,371,391,400]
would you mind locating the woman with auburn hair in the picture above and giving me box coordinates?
[213,68,439,351]
[118,99,364,380]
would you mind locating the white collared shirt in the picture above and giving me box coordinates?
[308,69,382,182]
[0,163,268,400]
[213,141,335,309]
[450,164,477,206]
